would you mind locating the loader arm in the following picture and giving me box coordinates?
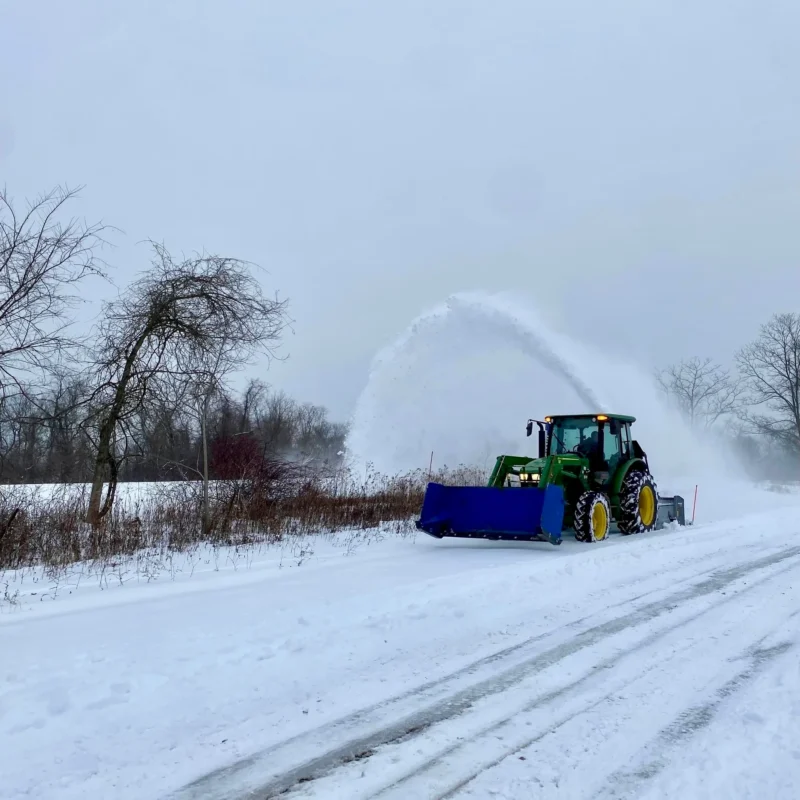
[487,455,531,488]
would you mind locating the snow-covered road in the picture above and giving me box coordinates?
[4,504,800,799]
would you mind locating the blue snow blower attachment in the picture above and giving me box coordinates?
[415,482,566,545]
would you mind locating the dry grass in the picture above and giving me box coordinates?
[0,464,488,577]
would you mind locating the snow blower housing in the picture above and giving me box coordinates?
[416,414,685,545]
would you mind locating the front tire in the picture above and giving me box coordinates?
[618,470,659,534]
[574,491,611,543]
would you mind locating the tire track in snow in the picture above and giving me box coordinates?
[296,549,800,800]
[172,533,757,800]
[592,641,793,800]
[438,580,800,800]
[172,545,800,800]
[395,574,800,800]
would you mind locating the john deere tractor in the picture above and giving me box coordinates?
[416,413,685,545]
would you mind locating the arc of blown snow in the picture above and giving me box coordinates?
[345,292,606,468]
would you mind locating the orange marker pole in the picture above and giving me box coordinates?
[691,484,698,525]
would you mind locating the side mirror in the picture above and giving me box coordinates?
[526,420,533,437]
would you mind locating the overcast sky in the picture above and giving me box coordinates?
[2,0,799,420]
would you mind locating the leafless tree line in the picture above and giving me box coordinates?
[1,185,346,524]
[0,377,346,483]
[657,314,800,479]
[5,181,800,530]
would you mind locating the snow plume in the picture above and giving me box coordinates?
[346,291,759,517]
[347,293,797,522]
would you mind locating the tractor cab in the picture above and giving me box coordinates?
[543,413,636,485]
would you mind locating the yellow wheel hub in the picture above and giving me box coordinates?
[639,485,656,527]
[591,501,608,541]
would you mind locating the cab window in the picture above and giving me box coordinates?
[620,422,631,459]
[604,423,622,462]
[550,418,599,454]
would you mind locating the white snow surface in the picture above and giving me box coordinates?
[4,500,800,800]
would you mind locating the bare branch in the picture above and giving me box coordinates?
[0,186,109,403]
[736,313,800,455]
[655,356,745,429]
[85,243,290,523]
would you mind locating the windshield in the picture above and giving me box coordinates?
[550,418,600,455]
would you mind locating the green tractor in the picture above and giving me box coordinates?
[416,413,685,545]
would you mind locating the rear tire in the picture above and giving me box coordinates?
[574,491,611,543]
[618,470,659,534]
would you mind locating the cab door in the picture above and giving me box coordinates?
[602,420,624,483]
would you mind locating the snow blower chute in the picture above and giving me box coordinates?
[416,414,686,546]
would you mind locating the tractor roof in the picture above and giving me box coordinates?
[546,413,636,424]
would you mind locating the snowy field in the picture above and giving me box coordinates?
[4,495,800,800]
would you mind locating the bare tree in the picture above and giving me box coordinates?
[656,356,744,429]
[260,390,299,453]
[188,337,237,535]
[239,378,268,432]
[736,313,800,455]
[0,187,106,404]
[85,243,289,524]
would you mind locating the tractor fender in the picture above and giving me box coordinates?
[609,458,649,506]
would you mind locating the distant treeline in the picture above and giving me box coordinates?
[0,377,346,485]
[656,313,800,482]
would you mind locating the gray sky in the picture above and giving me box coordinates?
[2,0,799,420]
